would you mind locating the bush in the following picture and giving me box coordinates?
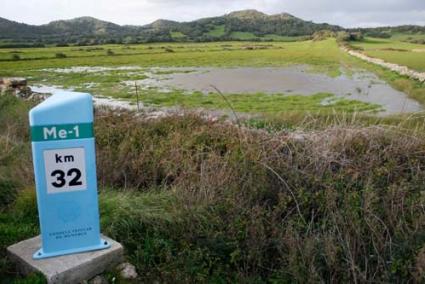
[408,39,425,45]
[336,31,364,42]
[55,52,67,58]
[106,49,115,56]
[1,97,425,282]
[95,109,425,282]
[11,54,20,61]
[336,31,351,42]
[312,30,335,41]
[0,181,17,209]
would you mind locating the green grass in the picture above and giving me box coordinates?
[262,34,309,42]
[0,38,424,113]
[136,90,381,113]
[230,31,258,40]
[350,37,425,72]
[0,40,345,72]
[206,25,225,37]
[171,31,187,39]
[391,33,425,42]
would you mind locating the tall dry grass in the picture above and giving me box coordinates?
[94,108,425,282]
[1,96,424,282]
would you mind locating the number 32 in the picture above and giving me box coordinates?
[51,168,82,188]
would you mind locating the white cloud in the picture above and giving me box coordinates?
[1,0,424,27]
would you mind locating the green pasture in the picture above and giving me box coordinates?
[0,40,346,73]
[207,25,225,37]
[350,37,425,72]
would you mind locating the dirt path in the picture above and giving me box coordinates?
[341,47,425,83]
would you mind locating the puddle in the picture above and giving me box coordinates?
[33,66,423,115]
[135,66,422,115]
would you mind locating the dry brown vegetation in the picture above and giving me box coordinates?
[94,108,425,282]
[1,96,425,282]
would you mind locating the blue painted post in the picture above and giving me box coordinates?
[29,91,110,259]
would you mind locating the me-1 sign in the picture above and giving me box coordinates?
[29,92,110,259]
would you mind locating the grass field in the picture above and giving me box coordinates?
[0,40,345,71]
[1,38,424,114]
[170,31,187,40]
[207,25,225,37]
[391,33,425,42]
[229,31,258,40]
[350,37,425,72]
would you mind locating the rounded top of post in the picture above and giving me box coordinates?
[29,91,93,126]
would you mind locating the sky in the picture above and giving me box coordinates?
[1,0,425,28]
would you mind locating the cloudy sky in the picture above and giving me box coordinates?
[1,0,425,28]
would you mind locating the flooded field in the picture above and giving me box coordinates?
[135,66,423,114]
[31,64,423,115]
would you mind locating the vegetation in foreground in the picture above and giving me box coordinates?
[1,95,424,283]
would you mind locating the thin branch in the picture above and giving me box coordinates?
[210,85,241,127]
[260,162,306,225]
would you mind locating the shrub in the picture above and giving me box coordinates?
[336,31,351,42]
[55,52,67,58]
[312,30,335,41]
[94,109,425,282]
[1,97,425,282]
[11,54,20,61]
[0,181,17,209]
[106,49,115,56]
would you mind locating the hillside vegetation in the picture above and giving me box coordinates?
[1,94,425,282]
[0,9,343,46]
[2,9,425,47]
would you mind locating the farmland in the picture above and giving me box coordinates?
[1,34,425,283]
[0,38,424,114]
[350,37,425,72]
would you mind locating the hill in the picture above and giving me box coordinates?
[349,25,425,43]
[0,9,424,46]
[0,9,342,45]
[0,16,144,46]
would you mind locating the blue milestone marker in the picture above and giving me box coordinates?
[29,91,110,259]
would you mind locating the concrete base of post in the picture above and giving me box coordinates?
[7,235,124,284]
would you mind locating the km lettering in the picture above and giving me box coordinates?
[55,153,74,163]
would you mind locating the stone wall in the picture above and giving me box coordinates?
[0,77,48,100]
[341,47,425,83]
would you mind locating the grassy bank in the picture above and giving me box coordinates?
[1,95,424,282]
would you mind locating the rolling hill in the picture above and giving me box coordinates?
[0,9,342,46]
[0,9,424,46]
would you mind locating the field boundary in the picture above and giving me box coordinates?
[341,46,425,83]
